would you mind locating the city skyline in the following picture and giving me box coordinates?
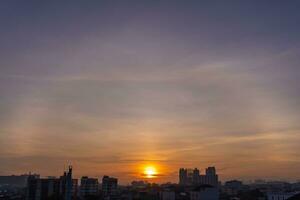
[2,165,300,200]
[1,1,300,184]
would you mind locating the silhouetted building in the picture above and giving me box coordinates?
[59,166,74,200]
[224,180,243,195]
[179,168,195,186]
[267,192,300,200]
[80,176,99,197]
[179,167,218,187]
[200,167,218,187]
[0,174,39,187]
[26,175,39,200]
[179,168,188,185]
[102,176,118,200]
[27,177,61,200]
[26,166,77,200]
[192,168,200,185]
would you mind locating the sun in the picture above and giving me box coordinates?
[143,166,157,178]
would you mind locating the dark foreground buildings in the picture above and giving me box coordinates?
[24,170,119,200]
[0,174,40,188]
[3,165,300,200]
[102,176,118,200]
[26,166,77,200]
[79,176,99,198]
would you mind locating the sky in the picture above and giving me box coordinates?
[0,1,300,184]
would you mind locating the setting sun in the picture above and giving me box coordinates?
[144,166,157,178]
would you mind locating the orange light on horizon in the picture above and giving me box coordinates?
[135,161,167,181]
[143,166,157,178]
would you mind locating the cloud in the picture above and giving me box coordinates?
[0,1,300,183]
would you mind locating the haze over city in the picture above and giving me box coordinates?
[1,1,300,184]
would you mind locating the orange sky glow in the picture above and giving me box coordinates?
[1,1,300,184]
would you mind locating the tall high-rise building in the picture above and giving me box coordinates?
[179,168,198,186]
[178,166,218,187]
[193,168,200,185]
[206,167,216,176]
[60,166,73,200]
[202,167,218,187]
[179,168,187,185]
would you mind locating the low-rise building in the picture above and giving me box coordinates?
[160,191,175,200]
[225,180,243,195]
[190,185,219,200]
[267,192,300,200]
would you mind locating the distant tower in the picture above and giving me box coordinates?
[26,174,39,200]
[205,166,218,187]
[206,167,216,176]
[65,166,72,200]
[193,168,200,185]
[179,168,187,185]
